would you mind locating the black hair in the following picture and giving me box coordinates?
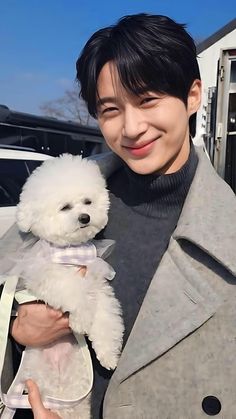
[76,13,200,137]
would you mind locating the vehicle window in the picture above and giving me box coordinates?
[0,159,43,207]
[82,140,104,157]
[46,131,99,156]
[20,128,46,152]
[46,132,71,156]
[0,126,21,148]
[0,129,105,157]
[0,125,46,153]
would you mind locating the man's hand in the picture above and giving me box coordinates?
[26,379,62,419]
[10,302,71,346]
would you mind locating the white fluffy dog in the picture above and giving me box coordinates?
[13,154,124,419]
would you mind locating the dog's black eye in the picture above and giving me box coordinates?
[60,204,72,211]
[83,198,92,205]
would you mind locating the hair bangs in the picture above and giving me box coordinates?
[113,43,188,104]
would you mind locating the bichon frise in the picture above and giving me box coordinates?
[9,154,124,419]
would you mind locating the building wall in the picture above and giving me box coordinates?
[196,29,236,140]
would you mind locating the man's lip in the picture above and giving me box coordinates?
[122,139,157,149]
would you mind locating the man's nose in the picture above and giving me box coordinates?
[122,106,148,139]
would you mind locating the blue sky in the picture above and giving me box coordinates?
[0,0,235,115]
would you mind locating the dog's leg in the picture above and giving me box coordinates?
[88,284,124,370]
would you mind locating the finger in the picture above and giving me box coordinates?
[51,310,70,327]
[50,313,70,329]
[46,305,64,319]
[60,314,70,327]
[46,306,70,322]
[26,379,47,417]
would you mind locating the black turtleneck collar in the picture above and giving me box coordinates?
[108,143,198,218]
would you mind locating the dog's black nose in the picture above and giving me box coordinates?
[78,213,90,224]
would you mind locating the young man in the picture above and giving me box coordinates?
[2,13,236,419]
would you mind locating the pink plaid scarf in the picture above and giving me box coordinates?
[49,241,97,266]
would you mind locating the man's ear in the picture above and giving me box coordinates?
[187,79,202,116]
[16,202,33,232]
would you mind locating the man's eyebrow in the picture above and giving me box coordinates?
[96,97,118,107]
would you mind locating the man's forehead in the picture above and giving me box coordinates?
[97,62,124,94]
[96,61,146,105]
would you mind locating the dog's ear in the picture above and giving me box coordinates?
[16,202,33,232]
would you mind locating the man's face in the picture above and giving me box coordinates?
[97,62,201,175]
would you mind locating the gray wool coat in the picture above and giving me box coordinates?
[1,146,236,418]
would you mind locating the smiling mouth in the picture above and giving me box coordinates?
[125,140,155,149]
[123,139,157,156]
[123,136,160,150]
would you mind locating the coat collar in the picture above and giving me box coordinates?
[94,147,236,385]
[173,146,236,276]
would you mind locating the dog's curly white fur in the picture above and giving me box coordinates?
[15,154,124,419]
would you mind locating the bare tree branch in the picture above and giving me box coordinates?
[40,86,97,127]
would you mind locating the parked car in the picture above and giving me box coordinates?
[0,104,107,157]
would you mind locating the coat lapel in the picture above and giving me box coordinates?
[113,239,222,383]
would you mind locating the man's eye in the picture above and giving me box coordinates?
[60,204,72,211]
[141,97,157,105]
[102,107,118,114]
[83,198,92,205]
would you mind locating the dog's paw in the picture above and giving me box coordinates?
[97,352,119,370]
